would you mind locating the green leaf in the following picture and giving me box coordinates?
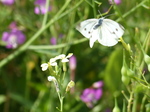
[103,48,123,93]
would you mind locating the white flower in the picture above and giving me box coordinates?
[49,58,57,66]
[56,53,73,63]
[55,54,65,60]
[47,76,60,92]
[47,76,56,81]
[41,63,49,71]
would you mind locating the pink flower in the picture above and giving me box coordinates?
[34,0,52,14]
[80,81,103,108]
[0,0,15,5]
[69,55,77,92]
[9,22,18,30]
[50,37,57,45]
[109,0,121,5]
[2,29,26,49]
[93,81,103,88]
[69,55,77,71]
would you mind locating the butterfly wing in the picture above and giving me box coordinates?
[93,19,124,46]
[76,19,99,38]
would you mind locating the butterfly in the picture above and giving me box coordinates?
[76,17,124,48]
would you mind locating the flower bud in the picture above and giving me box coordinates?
[47,76,60,92]
[121,53,131,85]
[127,69,135,77]
[113,98,121,112]
[121,65,127,76]
[66,80,75,92]
[121,75,130,86]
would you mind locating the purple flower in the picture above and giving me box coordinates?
[9,22,18,30]
[50,37,57,45]
[34,0,51,14]
[81,88,103,108]
[0,0,15,5]
[93,81,103,88]
[69,55,77,92]
[2,29,26,49]
[58,34,64,38]
[109,0,121,5]
[80,81,103,108]
[69,55,77,71]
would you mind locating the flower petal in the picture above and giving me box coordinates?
[51,62,57,66]
[41,63,48,71]
[66,53,73,58]
[61,58,69,63]
[50,58,56,63]
[54,54,65,60]
[47,76,55,81]
[93,81,103,88]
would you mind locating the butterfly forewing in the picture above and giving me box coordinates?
[94,19,124,46]
[103,19,124,37]
[76,19,99,38]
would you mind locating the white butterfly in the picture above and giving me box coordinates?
[76,17,124,48]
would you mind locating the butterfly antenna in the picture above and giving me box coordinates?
[97,10,102,18]
[97,5,114,18]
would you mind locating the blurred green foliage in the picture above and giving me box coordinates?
[0,0,150,112]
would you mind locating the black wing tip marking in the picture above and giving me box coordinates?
[76,24,81,30]
[119,24,125,30]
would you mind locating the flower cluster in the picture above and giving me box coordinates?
[41,53,75,98]
[80,81,103,108]
[41,53,73,71]
[1,22,26,49]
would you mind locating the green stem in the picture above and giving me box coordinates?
[41,0,50,27]
[60,97,64,112]
[30,91,45,112]
[140,95,147,112]
[116,0,148,22]
[28,38,87,50]
[127,91,133,112]
[132,93,138,112]
[57,91,64,112]
[120,37,133,56]
[92,0,96,17]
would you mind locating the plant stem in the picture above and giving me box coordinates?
[132,93,138,112]
[116,0,148,22]
[41,0,50,27]
[28,38,88,50]
[60,97,64,112]
[57,91,64,112]
[140,95,147,112]
[127,91,133,112]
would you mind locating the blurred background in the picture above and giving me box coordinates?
[0,0,150,112]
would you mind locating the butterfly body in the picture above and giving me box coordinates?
[93,18,104,30]
[76,17,124,48]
